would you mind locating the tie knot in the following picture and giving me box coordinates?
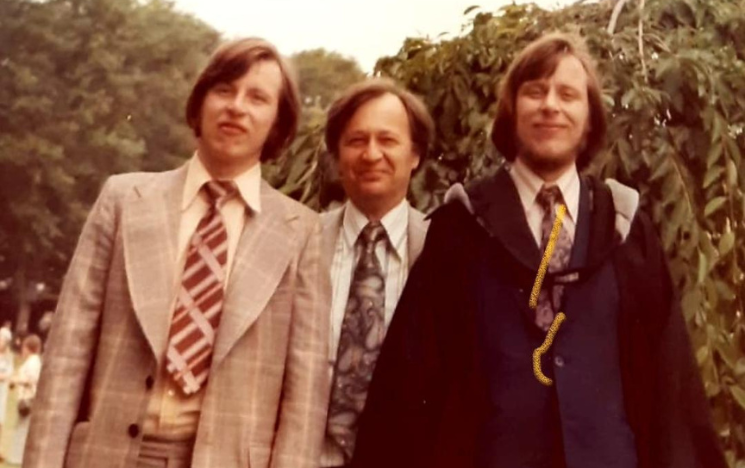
[359,221,387,247]
[536,185,563,214]
[203,180,238,207]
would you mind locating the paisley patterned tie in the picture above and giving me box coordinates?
[327,221,388,461]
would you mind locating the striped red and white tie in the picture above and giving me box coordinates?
[166,180,237,395]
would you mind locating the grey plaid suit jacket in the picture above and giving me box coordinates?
[24,164,331,468]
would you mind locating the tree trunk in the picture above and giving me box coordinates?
[14,261,31,336]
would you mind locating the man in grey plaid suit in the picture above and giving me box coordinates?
[24,37,331,468]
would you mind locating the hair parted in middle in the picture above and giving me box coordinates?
[185,37,301,163]
[491,32,608,171]
[324,77,435,161]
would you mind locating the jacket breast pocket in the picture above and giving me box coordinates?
[64,421,91,468]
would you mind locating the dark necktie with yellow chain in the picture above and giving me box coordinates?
[534,186,573,331]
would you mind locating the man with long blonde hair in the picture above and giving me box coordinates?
[353,33,726,468]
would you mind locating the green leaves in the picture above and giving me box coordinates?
[731,386,745,412]
[463,5,480,15]
[0,0,218,293]
[290,49,365,108]
[719,231,736,258]
[705,196,728,217]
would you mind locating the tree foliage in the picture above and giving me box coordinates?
[0,0,219,326]
[290,48,366,108]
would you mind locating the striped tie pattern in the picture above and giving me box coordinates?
[166,180,237,395]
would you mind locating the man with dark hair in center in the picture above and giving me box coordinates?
[352,33,726,468]
[319,78,434,468]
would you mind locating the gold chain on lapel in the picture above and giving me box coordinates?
[530,204,568,386]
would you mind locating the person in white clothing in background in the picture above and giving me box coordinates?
[7,334,42,466]
[0,333,14,463]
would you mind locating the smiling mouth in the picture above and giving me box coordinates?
[218,122,247,134]
[357,170,388,179]
[534,123,566,129]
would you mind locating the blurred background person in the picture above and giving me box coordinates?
[0,322,12,348]
[7,334,42,466]
[0,333,14,463]
[36,312,54,344]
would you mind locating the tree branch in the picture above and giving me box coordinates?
[607,0,630,34]
[638,0,647,80]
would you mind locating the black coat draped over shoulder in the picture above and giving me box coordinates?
[352,170,726,468]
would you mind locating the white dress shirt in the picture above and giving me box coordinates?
[177,153,262,280]
[508,157,580,248]
[327,199,410,361]
[143,153,262,439]
[322,198,410,466]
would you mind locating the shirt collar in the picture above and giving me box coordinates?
[182,153,262,213]
[510,157,580,222]
[342,199,409,259]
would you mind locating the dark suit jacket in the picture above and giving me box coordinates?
[352,169,726,468]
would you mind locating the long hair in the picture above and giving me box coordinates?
[185,37,301,162]
[491,33,607,171]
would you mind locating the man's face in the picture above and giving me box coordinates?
[197,60,282,171]
[338,93,420,214]
[515,55,591,172]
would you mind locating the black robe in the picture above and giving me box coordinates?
[352,170,726,468]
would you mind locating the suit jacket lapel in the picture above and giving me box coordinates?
[123,165,186,364]
[322,205,427,269]
[471,168,542,272]
[212,181,296,367]
[321,206,344,265]
[406,206,428,268]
